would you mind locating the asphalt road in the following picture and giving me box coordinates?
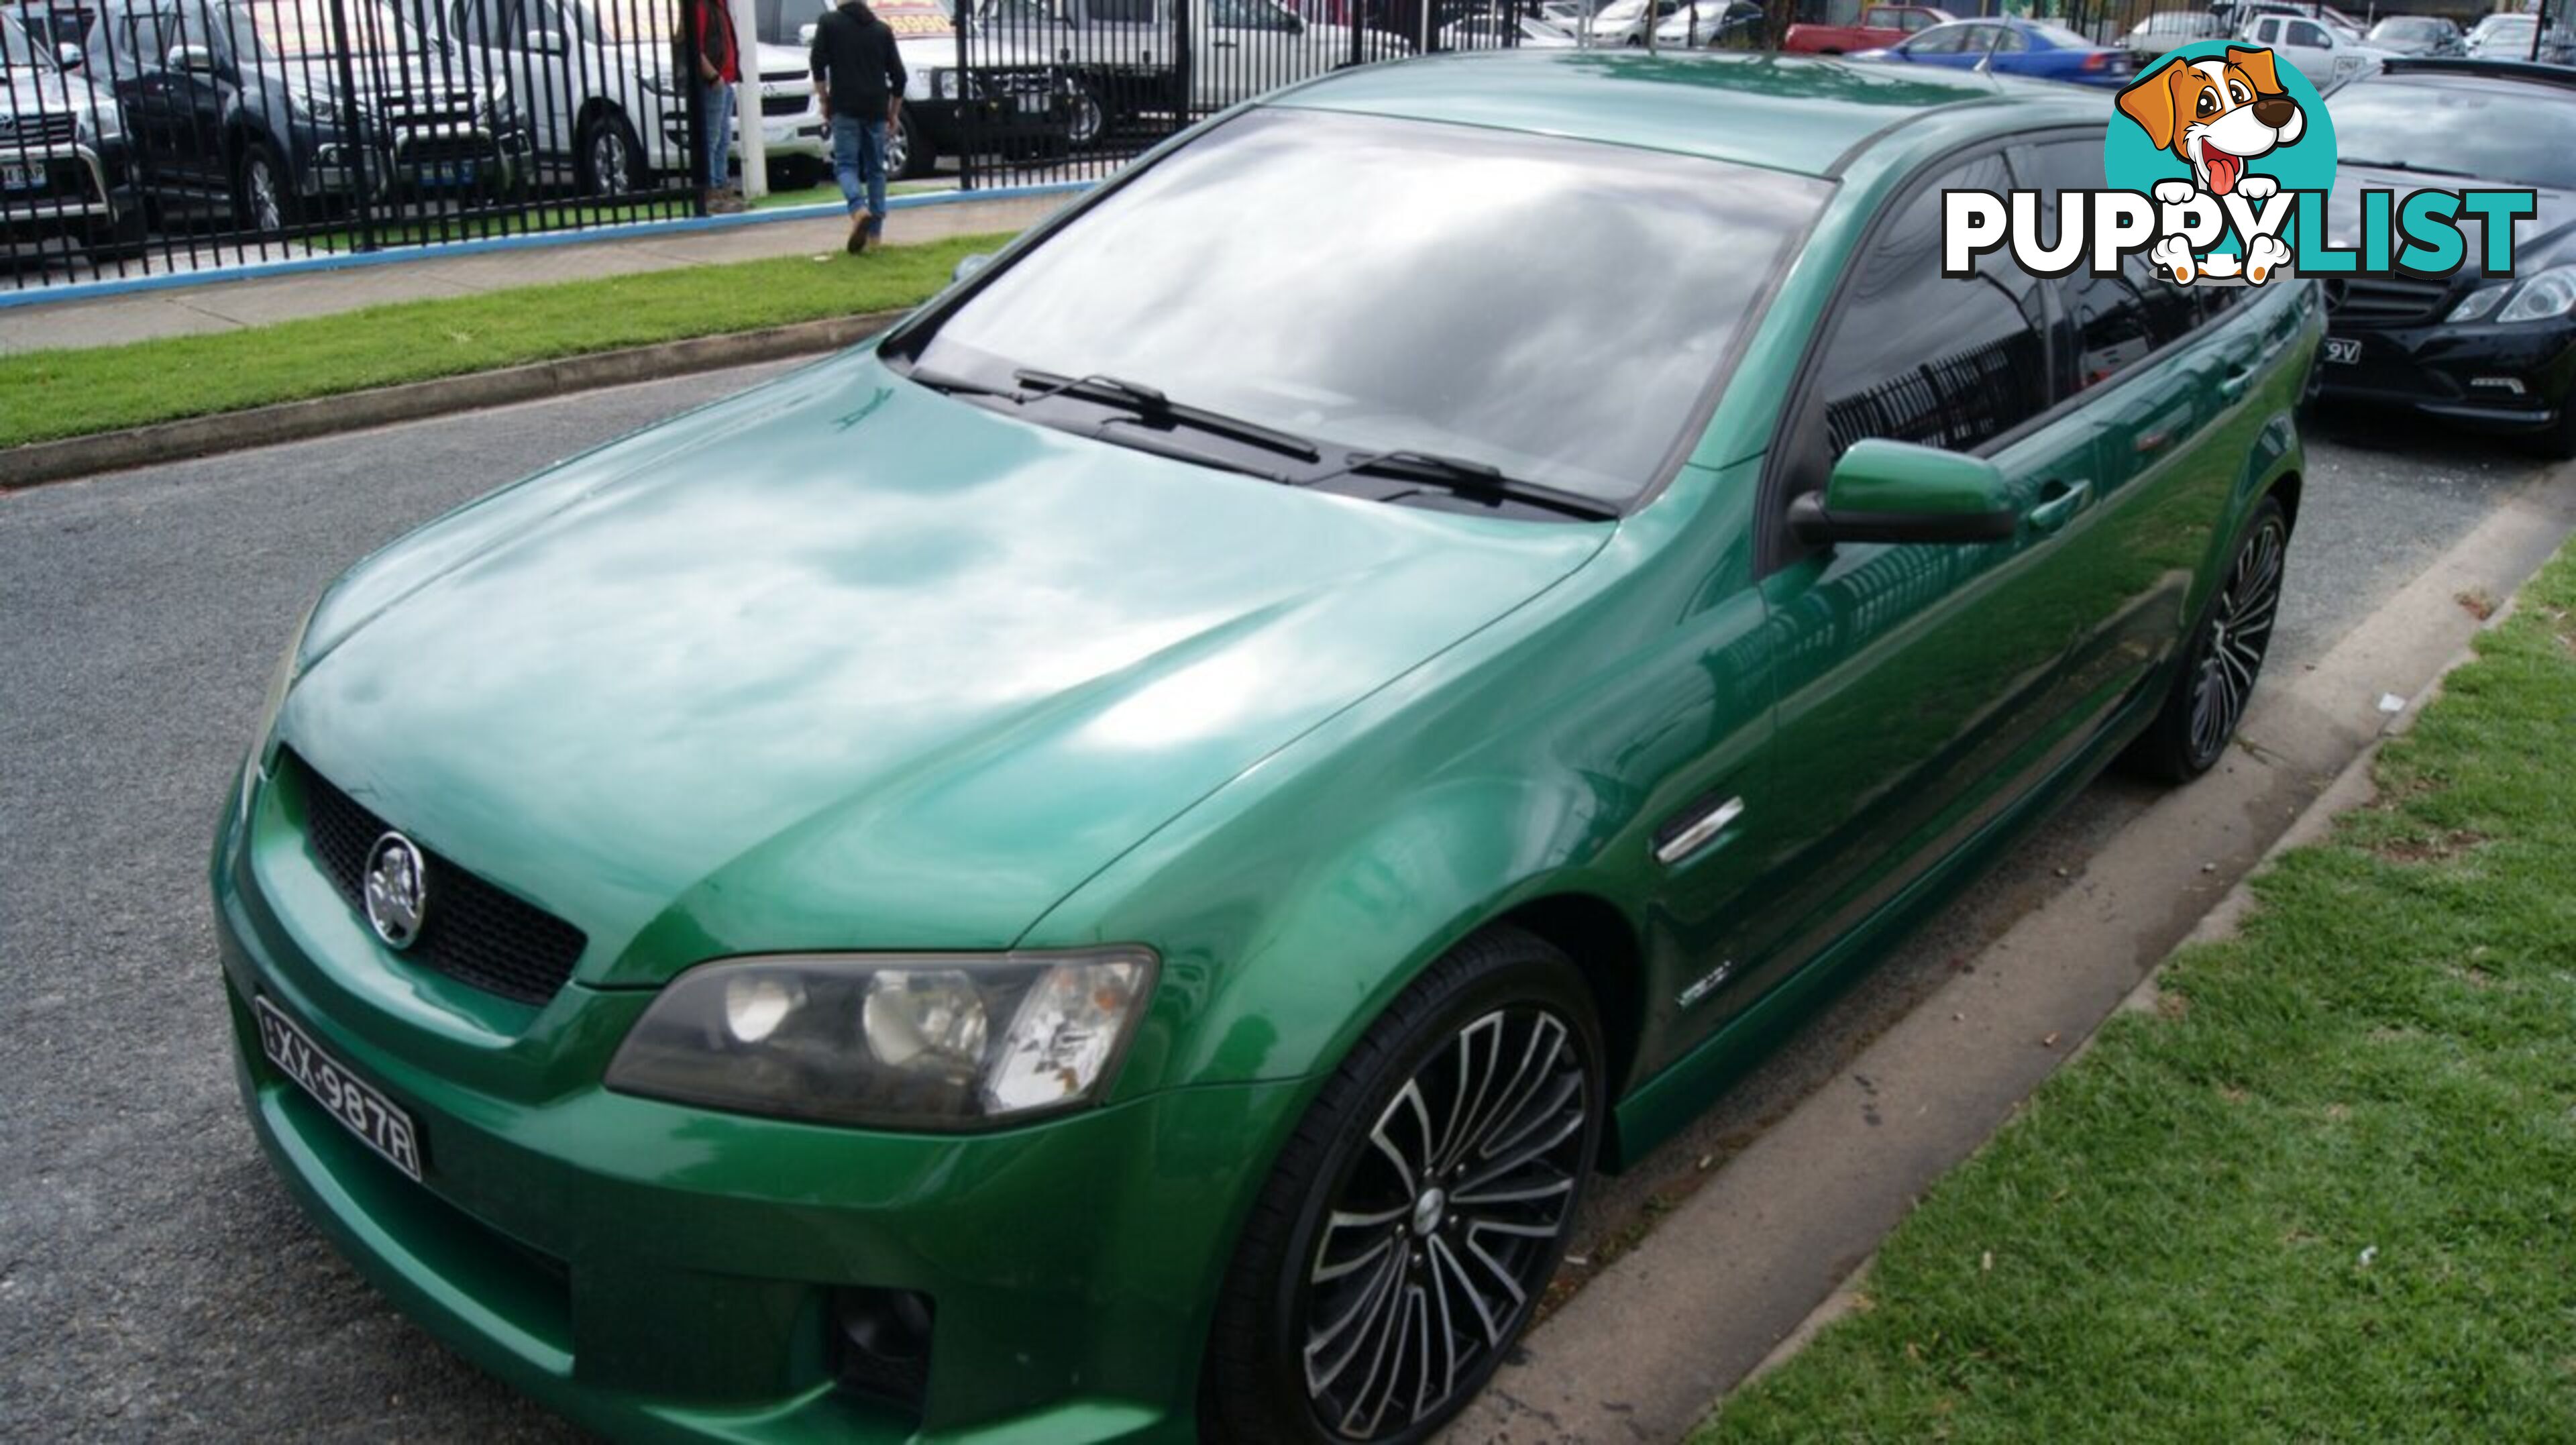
[0,369,2553,1441]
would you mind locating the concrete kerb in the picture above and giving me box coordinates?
[0,310,902,491]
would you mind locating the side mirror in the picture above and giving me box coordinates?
[952,252,994,282]
[168,42,218,72]
[528,27,567,54]
[57,41,87,70]
[1788,439,2018,547]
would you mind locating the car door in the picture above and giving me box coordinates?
[2021,136,2237,737]
[1895,21,1972,65]
[1714,143,2105,1018]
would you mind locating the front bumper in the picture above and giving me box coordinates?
[211,759,1304,1443]
[2316,315,2576,431]
[0,140,139,242]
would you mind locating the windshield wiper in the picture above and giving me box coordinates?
[906,365,1019,399]
[2337,158,2483,180]
[1304,447,1619,521]
[1011,368,1323,462]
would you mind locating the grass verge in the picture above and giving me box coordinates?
[1698,543,2576,1442]
[0,231,1011,450]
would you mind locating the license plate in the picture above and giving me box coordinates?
[423,162,477,186]
[2323,337,2362,365]
[255,996,424,1182]
[0,163,40,193]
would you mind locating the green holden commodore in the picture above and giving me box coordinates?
[211,47,2317,1445]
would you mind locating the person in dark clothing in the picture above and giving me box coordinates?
[809,0,908,254]
[685,0,743,213]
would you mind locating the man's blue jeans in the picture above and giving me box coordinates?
[832,114,888,234]
[700,80,734,192]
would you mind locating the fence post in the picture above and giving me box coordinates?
[325,0,376,252]
[731,0,767,198]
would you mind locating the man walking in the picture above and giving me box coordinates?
[686,0,744,213]
[810,0,908,254]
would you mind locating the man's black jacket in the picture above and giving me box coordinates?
[810,1,908,117]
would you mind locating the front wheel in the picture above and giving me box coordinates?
[1200,927,1603,1444]
[2125,494,2289,782]
[233,140,289,234]
[887,107,934,180]
[576,110,643,197]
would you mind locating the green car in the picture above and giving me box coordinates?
[211,49,2316,1445]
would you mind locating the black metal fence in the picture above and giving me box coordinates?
[3,0,702,289]
[942,0,1544,188]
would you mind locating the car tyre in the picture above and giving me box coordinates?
[1067,76,1106,149]
[2123,494,2289,783]
[887,107,934,180]
[233,140,290,234]
[576,110,644,197]
[1200,926,1603,1445]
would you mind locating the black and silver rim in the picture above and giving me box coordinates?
[885,119,911,177]
[588,124,631,195]
[245,154,281,231]
[2189,515,2286,765]
[1067,83,1104,147]
[1299,1008,1589,1441]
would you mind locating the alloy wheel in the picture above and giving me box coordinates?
[1298,1006,1589,1441]
[885,118,912,178]
[2188,513,2286,766]
[588,125,631,195]
[246,155,282,232]
[1067,83,1104,148]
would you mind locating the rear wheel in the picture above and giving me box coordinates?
[2125,495,2289,782]
[1200,927,1603,1445]
[233,140,289,233]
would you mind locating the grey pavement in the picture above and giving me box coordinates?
[0,374,2560,1440]
[0,193,1065,357]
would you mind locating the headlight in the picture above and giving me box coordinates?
[2498,265,2576,324]
[2448,284,2508,323]
[606,948,1157,1129]
[928,66,957,100]
[481,74,517,127]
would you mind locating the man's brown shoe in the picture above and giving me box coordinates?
[846,215,870,254]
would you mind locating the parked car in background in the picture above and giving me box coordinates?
[2315,59,2576,453]
[1781,1,1943,53]
[89,0,525,229]
[216,51,2312,1445]
[2239,9,2391,85]
[2224,0,2365,39]
[2365,13,2463,56]
[1854,17,2133,87]
[2124,7,2228,60]
[2465,12,2576,65]
[2,7,141,256]
[1651,0,1760,48]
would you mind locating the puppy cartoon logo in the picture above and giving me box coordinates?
[2116,46,2315,286]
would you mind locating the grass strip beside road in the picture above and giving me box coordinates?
[0,232,1010,450]
[1700,544,2576,1442]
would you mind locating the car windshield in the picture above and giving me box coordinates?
[0,14,36,66]
[2334,77,2576,189]
[231,0,430,56]
[899,109,1829,507]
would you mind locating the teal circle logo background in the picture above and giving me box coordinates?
[2102,41,2337,254]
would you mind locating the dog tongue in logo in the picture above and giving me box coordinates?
[2204,150,2244,197]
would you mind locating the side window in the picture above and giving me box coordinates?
[1899,7,1934,31]
[1807,150,2053,458]
[1988,24,2025,50]
[2285,19,2326,47]
[1907,23,1963,52]
[2025,140,2196,393]
[453,0,515,44]
[2248,17,2277,44]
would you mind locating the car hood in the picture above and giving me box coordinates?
[3,64,98,119]
[282,353,1611,985]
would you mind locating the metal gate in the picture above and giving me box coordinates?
[2,0,701,291]
[945,0,1538,188]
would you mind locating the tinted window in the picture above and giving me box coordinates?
[2334,76,2576,191]
[1905,23,1966,52]
[1809,150,2051,456]
[2284,19,2328,47]
[906,109,1830,505]
[2027,141,2197,392]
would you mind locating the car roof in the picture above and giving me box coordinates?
[2369,58,2576,91]
[1268,49,2099,180]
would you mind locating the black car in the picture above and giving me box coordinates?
[2366,14,2464,57]
[3,7,142,258]
[2316,60,2576,455]
[86,0,525,232]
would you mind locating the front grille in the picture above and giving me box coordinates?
[380,91,476,125]
[2328,276,2452,327]
[396,131,499,166]
[0,113,78,148]
[761,93,807,116]
[294,755,587,1008]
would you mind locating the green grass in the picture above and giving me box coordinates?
[1699,543,2576,1444]
[0,231,1012,449]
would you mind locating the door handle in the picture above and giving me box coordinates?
[2218,363,2257,398]
[2027,478,2091,535]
